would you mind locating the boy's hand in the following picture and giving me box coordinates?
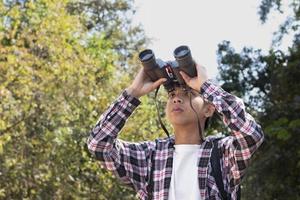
[180,64,209,92]
[126,68,166,98]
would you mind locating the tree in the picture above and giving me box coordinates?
[66,0,147,65]
[259,0,300,46]
[216,1,300,199]
[0,0,158,199]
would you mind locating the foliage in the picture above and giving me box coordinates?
[1,0,299,199]
[216,1,300,198]
[259,0,300,46]
[66,0,147,65]
[0,0,152,199]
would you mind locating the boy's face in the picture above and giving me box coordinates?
[165,87,206,126]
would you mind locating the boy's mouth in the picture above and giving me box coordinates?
[172,107,184,112]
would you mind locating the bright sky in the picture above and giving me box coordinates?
[132,0,293,79]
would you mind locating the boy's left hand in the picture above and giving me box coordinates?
[180,64,209,92]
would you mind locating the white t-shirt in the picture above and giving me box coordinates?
[168,144,202,200]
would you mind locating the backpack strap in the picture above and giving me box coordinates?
[211,139,229,200]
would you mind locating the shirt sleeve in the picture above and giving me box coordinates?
[200,80,264,189]
[87,90,155,193]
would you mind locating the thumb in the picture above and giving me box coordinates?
[152,78,167,90]
[180,71,191,83]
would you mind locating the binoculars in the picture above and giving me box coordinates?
[138,45,197,92]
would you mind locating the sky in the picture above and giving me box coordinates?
[132,0,293,79]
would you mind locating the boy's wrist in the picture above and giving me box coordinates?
[125,87,141,99]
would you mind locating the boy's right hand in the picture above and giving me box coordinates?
[126,68,167,98]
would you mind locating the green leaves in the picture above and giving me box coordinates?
[0,0,146,199]
[216,1,300,199]
[265,118,290,141]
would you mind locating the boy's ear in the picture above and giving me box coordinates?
[204,103,215,118]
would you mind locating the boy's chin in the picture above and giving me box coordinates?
[170,118,192,126]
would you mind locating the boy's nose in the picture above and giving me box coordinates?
[173,96,183,104]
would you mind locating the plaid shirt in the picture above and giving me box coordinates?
[87,80,264,200]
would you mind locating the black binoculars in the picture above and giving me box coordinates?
[138,45,197,92]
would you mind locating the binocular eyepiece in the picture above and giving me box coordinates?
[138,45,197,92]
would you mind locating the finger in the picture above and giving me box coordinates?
[137,68,144,75]
[134,68,144,81]
[196,64,204,76]
[152,78,167,89]
[195,64,200,76]
[180,71,191,83]
[196,64,206,76]
[138,68,151,84]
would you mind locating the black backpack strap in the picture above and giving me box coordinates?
[237,185,241,199]
[211,139,229,200]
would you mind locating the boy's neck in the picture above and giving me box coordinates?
[173,122,205,145]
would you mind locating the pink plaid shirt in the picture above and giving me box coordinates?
[87,80,264,200]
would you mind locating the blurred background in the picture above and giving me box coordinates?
[0,0,299,199]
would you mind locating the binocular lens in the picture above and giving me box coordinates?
[174,45,190,59]
[139,49,154,62]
